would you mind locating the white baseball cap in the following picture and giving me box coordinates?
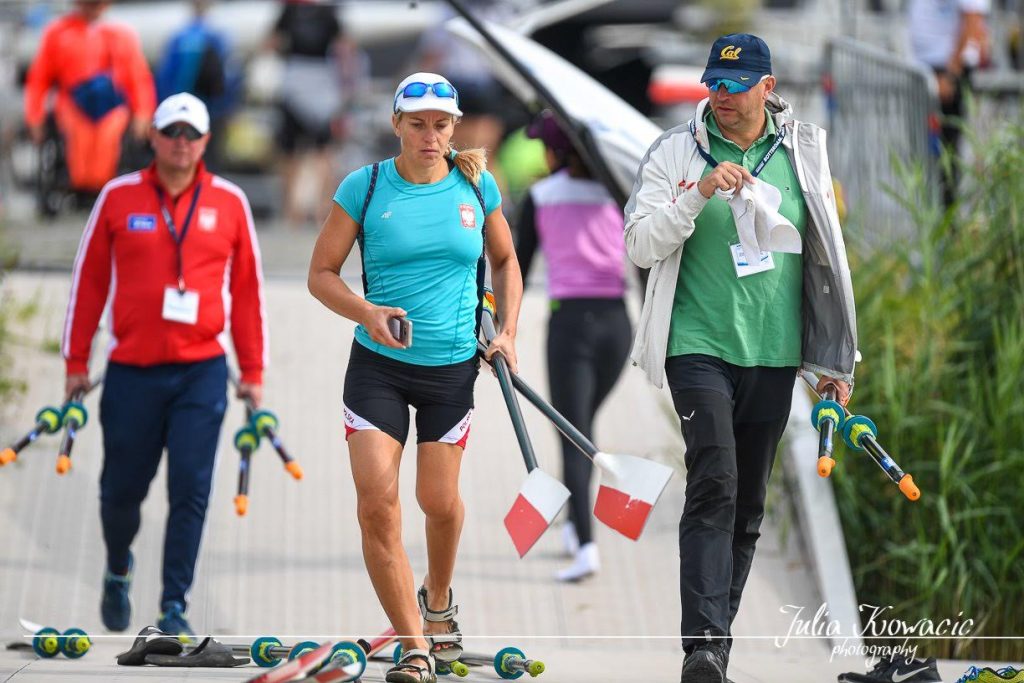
[393,72,462,117]
[153,92,210,135]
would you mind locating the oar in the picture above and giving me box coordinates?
[228,371,304,480]
[479,305,570,558]
[55,375,104,475]
[478,294,673,541]
[800,371,920,500]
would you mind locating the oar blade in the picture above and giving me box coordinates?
[593,452,674,540]
[503,468,570,557]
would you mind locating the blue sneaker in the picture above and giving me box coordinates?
[100,553,133,631]
[156,601,195,643]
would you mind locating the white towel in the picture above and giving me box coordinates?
[716,180,802,265]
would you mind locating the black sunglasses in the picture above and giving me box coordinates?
[158,124,203,141]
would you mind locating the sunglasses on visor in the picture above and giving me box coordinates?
[158,124,203,141]
[394,81,459,111]
[705,77,766,94]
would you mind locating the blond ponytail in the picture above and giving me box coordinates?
[448,145,487,186]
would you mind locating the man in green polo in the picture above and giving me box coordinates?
[625,34,859,683]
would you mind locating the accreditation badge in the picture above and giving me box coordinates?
[162,287,199,324]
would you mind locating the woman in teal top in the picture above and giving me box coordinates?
[308,72,523,683]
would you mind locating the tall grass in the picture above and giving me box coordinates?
[834,115,1024,661]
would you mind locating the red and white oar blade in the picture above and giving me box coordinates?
[593,452,674,540]
[503,468,570,558]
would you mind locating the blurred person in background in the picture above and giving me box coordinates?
[417,0,514,196]
[24,0,155,203]
[156,0,233,170]
[514,111,631,583]
[907,0,991,207]
[268,0,360,229]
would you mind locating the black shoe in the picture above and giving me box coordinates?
[838,656,941,683]
[101,553,133,631]
[680,643,728,683]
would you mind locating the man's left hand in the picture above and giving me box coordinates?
[816,376,851,407]
[237,382,263,408]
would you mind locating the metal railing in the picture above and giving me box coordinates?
[825,37,941,245]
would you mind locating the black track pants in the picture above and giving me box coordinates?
[546,298,631,546]
[665,354,796,652]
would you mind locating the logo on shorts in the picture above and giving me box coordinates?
[127,214,156,232]
[459,203,476,229]
[198,207,217,232]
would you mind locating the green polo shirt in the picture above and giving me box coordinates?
[667,110,807,367]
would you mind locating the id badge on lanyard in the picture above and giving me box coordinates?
[157,185,202,324]
[690,118,787,279]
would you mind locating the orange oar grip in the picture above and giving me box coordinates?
[898,474,920,501]
[817,456,835,478]
[0,448,16,466]
[234,494,249,516]
[285,461,304,480]
[56,455,71,475]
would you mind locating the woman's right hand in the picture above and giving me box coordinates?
[360,305,408,349]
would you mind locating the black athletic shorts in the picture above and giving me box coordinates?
[342,341,478,447]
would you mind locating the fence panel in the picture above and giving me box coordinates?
[825,37,940,245]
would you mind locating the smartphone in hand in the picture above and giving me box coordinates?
[387,316,413,348]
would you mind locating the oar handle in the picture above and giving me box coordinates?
[816,385,838,477]
[480,312,539,472]
[56,397,88,475]
[52,377,103,474]
[234,426,260,516]
[264,426,303,478]
[235,447,252,516]
[228,372,303,479]
[1,423,46,466]
[801,371,919,500]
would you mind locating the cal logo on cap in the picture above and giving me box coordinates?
[127,214,156,232]
[720,45,743,60]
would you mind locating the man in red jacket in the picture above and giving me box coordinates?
[62,92,267,638]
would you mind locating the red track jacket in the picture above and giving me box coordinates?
[62,163,267,383]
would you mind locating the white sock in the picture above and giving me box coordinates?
[555,543,600,582]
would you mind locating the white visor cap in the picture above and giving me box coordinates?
[393,72,463,117]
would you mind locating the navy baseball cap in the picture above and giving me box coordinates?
[700,34,773,84]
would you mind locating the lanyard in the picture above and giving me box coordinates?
[689,118,786,178]
[156,184,202,292]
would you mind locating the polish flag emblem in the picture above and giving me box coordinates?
[198,207,217,232]
[503,469,570,557]
[459,203,476,228]
[592,452,673,540]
